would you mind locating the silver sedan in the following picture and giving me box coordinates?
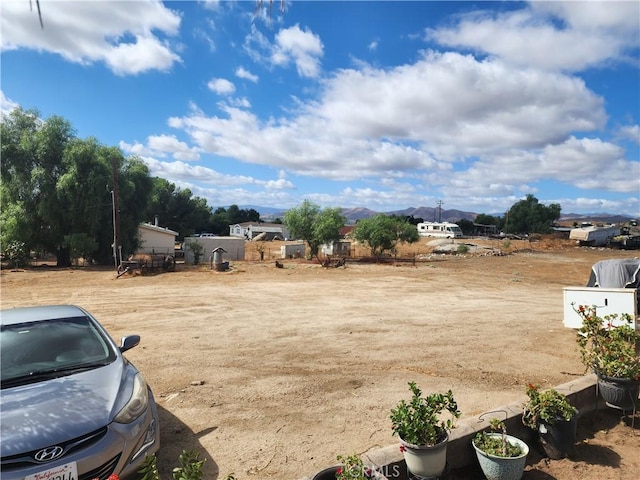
[1,305,160,480]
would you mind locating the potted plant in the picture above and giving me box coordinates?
[472,417,529,480]
[311,453,377,480]
[574,304,640,411]
[522,383,578,459]
[390,381,460,478]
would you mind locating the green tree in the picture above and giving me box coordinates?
[504,194,561,235]
[475,214,504,230]
[145,178,213,239]
[456,219,475,236]
[1,108,152,266]
[283,200,345,259]
[352,214,419,258]
[63,233,99,266]
[187,241,204,265]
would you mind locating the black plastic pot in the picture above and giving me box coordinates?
[312,466,340,480]
[311,465,379,480]
[597,375,640,412]
[538,415,578,459]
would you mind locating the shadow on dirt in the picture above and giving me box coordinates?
[156,404,220,479]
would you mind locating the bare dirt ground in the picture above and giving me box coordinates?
[2,237,639,480]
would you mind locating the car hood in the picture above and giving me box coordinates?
[1,361,130,457]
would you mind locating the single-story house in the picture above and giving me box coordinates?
[229,222,290,241]
[137,221,179,255]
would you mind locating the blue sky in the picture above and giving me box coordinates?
[2,1,639,217]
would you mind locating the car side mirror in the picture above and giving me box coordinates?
[120,335,141,353]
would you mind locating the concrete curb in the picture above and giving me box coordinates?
[302,375,601,480]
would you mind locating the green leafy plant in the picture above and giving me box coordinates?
[5,240,27,268]
[473,419,523,458]
[187,241,204,265]
[522,384,577,430]
[139,451,206,480]
[456,244,469,254]
[335,453,373,480]
[574,304,640,380]
[390,381,460,446]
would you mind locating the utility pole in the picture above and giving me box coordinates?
[111,158,121,269]
[436,200,443,222]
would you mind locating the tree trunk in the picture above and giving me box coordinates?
[56,246,72,267]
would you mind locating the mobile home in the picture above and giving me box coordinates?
[417,222,463,238]
[569,225,620,246]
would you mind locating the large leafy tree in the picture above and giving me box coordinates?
[283,200,345,259]
[505,194,561,235]
[1,108,151,266]
[144,178,214,238]
[352,214,419,258]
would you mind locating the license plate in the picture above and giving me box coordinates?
[25,462,78,480]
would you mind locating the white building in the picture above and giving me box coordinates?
[281,243,306,259]
[321,241,351,256]
[183,236,245,264]
[229,222,289,241]
[137,221,178,255]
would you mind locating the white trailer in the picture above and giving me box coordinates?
[563,259,640,329]
[417,222,463,238]
[569,225,620,246]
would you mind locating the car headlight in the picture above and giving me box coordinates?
[114,373,149,424]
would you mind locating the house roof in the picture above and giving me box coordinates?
[232,222,284,228]
[139,223,179,236]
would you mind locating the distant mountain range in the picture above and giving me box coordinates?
[243,205,635,225]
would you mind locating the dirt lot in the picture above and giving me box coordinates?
[1,237,639,480]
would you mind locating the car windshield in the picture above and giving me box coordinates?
[1,316,116,386]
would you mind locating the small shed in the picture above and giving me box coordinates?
[137,221,178,255]
[183,236,245,264]
[321,241,351,256]
[281,243,306,259]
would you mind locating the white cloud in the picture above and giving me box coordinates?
[228,97,252,109]
[273,24,324,78]
[618,124,640,145]
[1,1,182,75]
[201,0,222,11]
[141,156,255,186]
[168,51,612,193]
[208,78,236,95]
[0,91,19,117]
[120,134,201,161]
[316,52,605,152]
[428,1,639,72]
[368,40,379,51]
[235,66,259,82]
[259,178,295,190]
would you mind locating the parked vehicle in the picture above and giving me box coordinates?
[0,305,160,480]
[417,222,463,238]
